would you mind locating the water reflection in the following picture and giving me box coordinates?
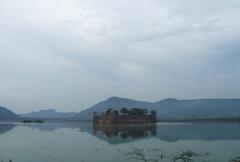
[156,123,240,142]
[90,123,240,144]
[92,125,156,144]
[1,123,240,144]
[0,124,16,135]
[0,122,240,162]
[24,123,78,132]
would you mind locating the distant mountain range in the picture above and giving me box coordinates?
[20,109,77,119]
[0,106,20,121]
[1,97,240,121]
[0,107,77,121]
[74,97,240,121]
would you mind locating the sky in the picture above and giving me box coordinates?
[0,0,240,113]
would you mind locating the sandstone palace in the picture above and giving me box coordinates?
[93,108,157,126]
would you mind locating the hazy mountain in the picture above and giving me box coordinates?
[74,97,153,121]
[74,97,240,121]
[0,106,20,121]
[20,109,77,119]
[154,98,240,119]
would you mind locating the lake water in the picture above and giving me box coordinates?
[0,122,240,162]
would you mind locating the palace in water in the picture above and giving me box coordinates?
[92,108,156,126]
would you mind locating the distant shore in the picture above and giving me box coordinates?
[1,117,240,123]
[158,117,240,123]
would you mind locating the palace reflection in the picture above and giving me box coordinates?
[1,122,240,144]
[91,123,240,144]
[92,125,157,144]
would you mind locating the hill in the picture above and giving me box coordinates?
[20,109,77,119]
[0,106,20,121]
[74,97,153,121]
[74,97,240,121]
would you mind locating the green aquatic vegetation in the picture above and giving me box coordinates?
[124,147,159,162]
[122,147,210,162]
[229,156,240,162]
[172,150,200,162]
[123,147,170,162]
[76,128,84,132]
[171,150,210,162]
[1,159,12,162]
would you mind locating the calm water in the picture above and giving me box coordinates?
[0,122,240,162]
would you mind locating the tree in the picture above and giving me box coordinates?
[120,108,129,114]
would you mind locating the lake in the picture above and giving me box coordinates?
[0,122,240,162]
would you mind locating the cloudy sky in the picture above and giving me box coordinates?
[0,0,240,113]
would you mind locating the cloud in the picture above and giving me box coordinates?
[0,0,240,113]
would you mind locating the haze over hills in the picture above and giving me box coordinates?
[74,97,153,121]
[75,97,240,121]
[0,106,20,121]
[20,109,77,119]
[1,97,240,121]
